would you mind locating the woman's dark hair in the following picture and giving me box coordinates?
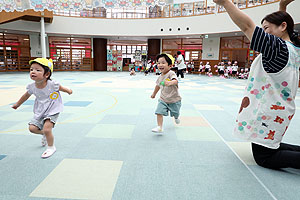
[156,54,172,66]
[261,11,300,47]
[31,61,52,80]
[177,51,182,55]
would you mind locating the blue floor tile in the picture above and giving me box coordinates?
[0,155,6,160]
[64,101,92,107]
[71,81,85,84]
[22,100,35,105]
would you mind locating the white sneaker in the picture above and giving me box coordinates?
[41,146,56,159]
[175,118,180,124]
[41,134,47,147]
[151,126,163,133]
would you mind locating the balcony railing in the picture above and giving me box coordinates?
[53,0,279,19]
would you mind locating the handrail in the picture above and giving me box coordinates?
[53,0,279,19]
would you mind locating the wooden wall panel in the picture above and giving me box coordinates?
[93,38,107,71]
[147,39,160,61]
[0,10,53,24]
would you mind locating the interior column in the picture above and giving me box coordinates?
[93,38,107,71]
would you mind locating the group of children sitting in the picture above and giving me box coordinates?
[198,61,249,79]
[130,59,249,79]
[130,60,158,76]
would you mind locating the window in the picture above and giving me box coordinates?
[127,46,131,54]
[182,3,193,16]
[163,39,181,50]
[194,1,206,15]
[0,33,30,71]
[49,36,92,70]
[122,45,126,54]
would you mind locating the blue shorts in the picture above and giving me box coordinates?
[155,99,181,119]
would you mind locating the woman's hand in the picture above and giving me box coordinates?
[213,0,230,6]
[279,0,294,11]
[280,0,294,6]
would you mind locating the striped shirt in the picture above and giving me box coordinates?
[250,26,289,73]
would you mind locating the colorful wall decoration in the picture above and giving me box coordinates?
[0,0,174,12]
[107,50,122,71]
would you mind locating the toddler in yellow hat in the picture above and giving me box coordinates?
[151,53,181,133]
[12,58,73,158]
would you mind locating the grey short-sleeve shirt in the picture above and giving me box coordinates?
[156,70,181,103]
[26,80,63,119]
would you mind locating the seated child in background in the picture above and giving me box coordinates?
[217,62,225,78]
[130,68,136,76]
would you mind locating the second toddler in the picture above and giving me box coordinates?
[12,58,72,158]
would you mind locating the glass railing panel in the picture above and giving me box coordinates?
[51,0,279,18]
[182,3,194,16]
[163,5,170,17]
[248,0,262,7]
[194,1,206,15]
[172,4,181,17]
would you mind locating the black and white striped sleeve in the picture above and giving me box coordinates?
[250,26,289,73]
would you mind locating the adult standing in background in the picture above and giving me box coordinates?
[176,51,186,79]
[171,54,178,74]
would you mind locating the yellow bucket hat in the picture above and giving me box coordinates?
[29,58,53,73]
[165,53,175,65]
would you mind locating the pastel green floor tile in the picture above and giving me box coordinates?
[2,111,32,121]
[107,106,140,115]
[30,159,123,200]
[194,86,224,91]
[228,97,243,104]
[228,142,257,165]
[180,108,202,116]
[175,116,209,127]
[63,106,94,114]
[58,113,105,124]
[224,84,245,89]
[193,104,224,110]
[86,124,135,139]
[0,122,30,135]
[180,86,193,90]
[110,89,130,93]
[176,126,221,141]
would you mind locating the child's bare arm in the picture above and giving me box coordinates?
[164,79,178,86]
[279,0,294,11]
[12,91,31,109]
[59,85,73,95]
[151,85,160,98]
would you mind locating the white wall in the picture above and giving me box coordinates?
[1,2,299,38]
[202,37,220,60]
[30,34,41,57]
[29,33,50,57]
